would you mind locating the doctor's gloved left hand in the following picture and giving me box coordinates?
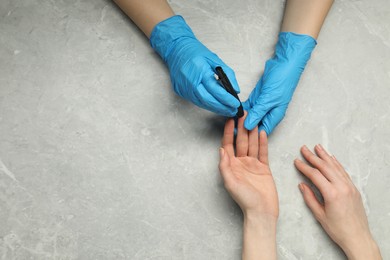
[150,15,241,117]
[243,32,317,134]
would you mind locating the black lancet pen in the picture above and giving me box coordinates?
[215,66,244,118]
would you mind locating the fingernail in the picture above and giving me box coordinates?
[302,145,308,151]
[299,184,305,193]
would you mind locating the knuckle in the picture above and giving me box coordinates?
[326,189,338,200]
[312,158,325,168]
[249,141,257,147]
[340,185,353,196]
[236,140,248,147]
[310,168,321,177]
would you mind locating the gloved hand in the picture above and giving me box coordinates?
[150,15,240,117]
[243,32,317,134]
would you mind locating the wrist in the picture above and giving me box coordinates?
[242,212,277,260]
[275,32,316,67]
[150,15,195,61]
[340,233,381,260]
[244,211,277,234]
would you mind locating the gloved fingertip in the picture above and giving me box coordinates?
[230,98,240,109]
[244,113,259,130]
[223,107,237,118]
[242,100,250,111]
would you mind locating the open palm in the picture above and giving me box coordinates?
[219,115,278,218]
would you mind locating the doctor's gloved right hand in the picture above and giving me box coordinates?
[150,15,241,117]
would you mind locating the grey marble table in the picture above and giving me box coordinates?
[1,0,389,259]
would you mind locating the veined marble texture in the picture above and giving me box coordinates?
[0,0,389,259]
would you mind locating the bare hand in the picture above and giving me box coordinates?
[295,144,381,260]
[219,115,278,219]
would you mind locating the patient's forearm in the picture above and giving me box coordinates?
[281,0,334,39]
[113,0,175,38]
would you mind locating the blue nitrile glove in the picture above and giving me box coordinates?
[243,32,317,134]
[150,15,241,117]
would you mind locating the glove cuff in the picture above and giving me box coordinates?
[276,32,317,65]
[150,15,196,62]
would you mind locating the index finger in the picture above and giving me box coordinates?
[236,113,249,157]
[202,71,240,108]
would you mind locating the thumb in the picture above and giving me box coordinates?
[221,65,240,94]
[299,183,325,222]
[244,101,270,130]
[259,105,287,135]
[242,99,251,111]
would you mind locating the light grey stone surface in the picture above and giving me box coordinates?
[1,0,389,259]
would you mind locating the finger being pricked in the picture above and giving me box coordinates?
[236,111,249,157]
[300,145,338,182]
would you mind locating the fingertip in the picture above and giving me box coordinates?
[260,120,270,134]
[294,158,301,166]
[242,100,250,111]
[301,145,309,153]
[298,183,305,194]
[226,107,238,117]
[229,96,240,108]
[243,120,252,130]
[200,76,240,112]
[259,130,268,141]
[259,126,270,136]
